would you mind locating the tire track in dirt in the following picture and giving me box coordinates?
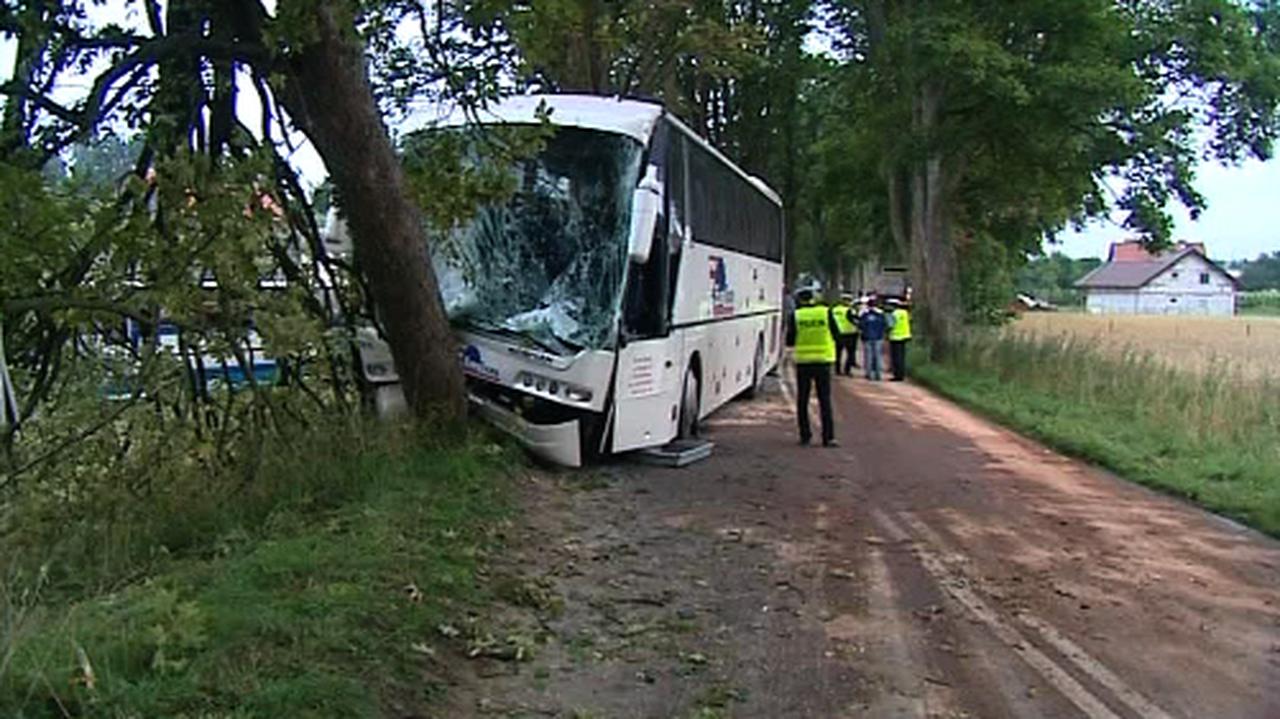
[878,509,1177,719]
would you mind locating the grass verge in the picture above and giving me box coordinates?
[1,425,518,718]
[912,332,1280,537]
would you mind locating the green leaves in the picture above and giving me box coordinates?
[812,0,1280,324]
[0,146,343,512]
[502,0,769,102]
[400,124,548,233]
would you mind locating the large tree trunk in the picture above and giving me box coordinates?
[905,80,962,357]
[275,3,466,421]
[555,0,607,92]
[868,0,963,358]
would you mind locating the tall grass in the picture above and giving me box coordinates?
[3,408,462,596]
[915,331,1280,535]
[1013,312,1280,382]
[0,415,521,717]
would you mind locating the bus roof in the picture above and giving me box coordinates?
[426,94,783,206]
[439,94,664,144]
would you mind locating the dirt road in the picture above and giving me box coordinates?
[438,375,1280,718]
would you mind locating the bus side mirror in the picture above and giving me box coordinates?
[628,166,662,264]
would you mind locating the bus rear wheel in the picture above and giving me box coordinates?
[678,366,700,439]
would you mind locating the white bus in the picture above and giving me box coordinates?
[358,95,785,466]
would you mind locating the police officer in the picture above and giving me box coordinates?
[833,292,860,375]
[786,282,840,447]
[886,298,913,381]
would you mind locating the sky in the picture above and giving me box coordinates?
[1056,159,1280,262]
[3,3,1278,263]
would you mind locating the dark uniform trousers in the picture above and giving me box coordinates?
[890,340,908,381]
[795,362,835,444]
[836,334,859,374]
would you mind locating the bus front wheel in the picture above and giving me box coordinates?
[678,366,700,439]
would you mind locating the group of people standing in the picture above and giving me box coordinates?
[830,292,912,382]
[784,282,912,447]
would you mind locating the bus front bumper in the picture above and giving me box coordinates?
[468,392,583,468]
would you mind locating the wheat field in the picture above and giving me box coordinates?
[1010,312,1280,381]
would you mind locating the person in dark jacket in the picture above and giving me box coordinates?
[858,298,888,381]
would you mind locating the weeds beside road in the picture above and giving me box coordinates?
[1,423,517,718]
[915,331,1280,536]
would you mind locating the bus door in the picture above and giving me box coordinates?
[612,123,686,452]
[612,190,683,451]
[612,334,681,452]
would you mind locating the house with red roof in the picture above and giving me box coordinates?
[1076,241,1239,316]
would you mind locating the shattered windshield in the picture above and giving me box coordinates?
[431,127,644,353]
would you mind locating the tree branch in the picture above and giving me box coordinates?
[0,296,154,324]
[0,81,78,124]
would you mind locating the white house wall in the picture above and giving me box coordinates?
[1135,292,1234,315]
[1086,253,1236,316]
[1086,290,1139,314]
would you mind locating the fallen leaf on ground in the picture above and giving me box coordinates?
[405,582,424,603]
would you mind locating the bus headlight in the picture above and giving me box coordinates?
[515,371,593,404]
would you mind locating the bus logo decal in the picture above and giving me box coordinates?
[460,344,500,382]
[709,256,735,317]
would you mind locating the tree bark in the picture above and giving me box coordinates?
[275,3,466,421]
[905,80,961,357]
[866,0,963,358]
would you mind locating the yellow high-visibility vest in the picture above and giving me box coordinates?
[832,305,856,336]
[794,305,837,364]
[889,308,912,341]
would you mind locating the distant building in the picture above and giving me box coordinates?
[847,258,910,299]
[1076,241,1239,316]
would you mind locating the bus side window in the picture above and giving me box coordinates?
[622,187,669,339]
[665,129,685,323]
